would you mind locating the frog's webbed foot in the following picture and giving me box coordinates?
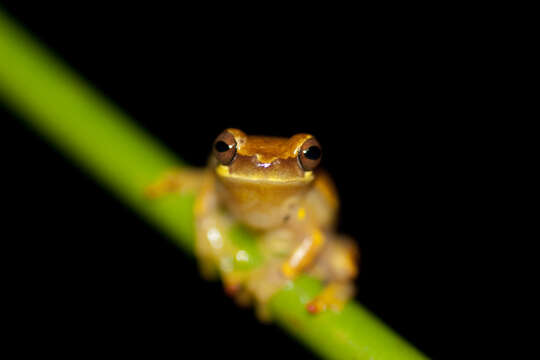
[306,282,354,314]
[145,168,205,198]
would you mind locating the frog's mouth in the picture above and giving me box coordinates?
[216,164,314,184]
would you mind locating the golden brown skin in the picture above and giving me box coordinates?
[146,128,359,319]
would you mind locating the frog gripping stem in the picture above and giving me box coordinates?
[0,9,428,360]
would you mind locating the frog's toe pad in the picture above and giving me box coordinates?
[306,302,322,314]
[305,298,344,314]
[224,282,242,297]
[305,282,353,315]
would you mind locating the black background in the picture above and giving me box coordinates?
[2,3,492,359]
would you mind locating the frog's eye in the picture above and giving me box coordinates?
[213,130,237,165]
[298,137,322,171]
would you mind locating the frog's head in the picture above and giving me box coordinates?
[211,128,323,229]
[212,128,321,185]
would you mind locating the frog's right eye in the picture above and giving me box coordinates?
[213,130,237,165]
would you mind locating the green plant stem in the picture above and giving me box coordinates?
[0,9,428,360]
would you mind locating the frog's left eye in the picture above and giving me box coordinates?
[213,130,237,165]
[298,137,322,171]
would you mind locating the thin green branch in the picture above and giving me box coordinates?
[0,9,428,360]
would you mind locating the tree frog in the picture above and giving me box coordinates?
[147,129,358,319]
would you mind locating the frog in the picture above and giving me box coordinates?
[146,128,359,320]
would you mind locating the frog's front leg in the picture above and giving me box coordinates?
[281,227,326,279]
[146,168,240,290]
[245,226,327,321]
[193,172,247,296]
[193,172,230,279]
[280,227,354,314]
